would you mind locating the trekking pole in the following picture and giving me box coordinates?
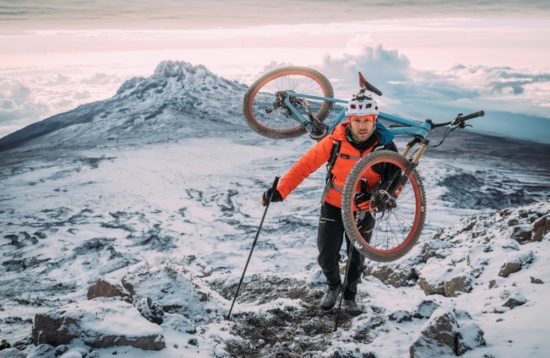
[226,176,280,320]
[334,242,354,331]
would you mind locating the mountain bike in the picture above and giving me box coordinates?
[243,66,484,262]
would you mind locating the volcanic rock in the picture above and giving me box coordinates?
[32,297,165,350]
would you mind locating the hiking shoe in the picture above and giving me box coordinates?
[344,299,363,316]
[320,284,342,311]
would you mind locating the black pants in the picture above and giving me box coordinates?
[317,202,368,300]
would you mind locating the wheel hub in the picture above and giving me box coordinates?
[370,189,397,212]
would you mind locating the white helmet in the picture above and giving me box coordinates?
[345,95,379,117]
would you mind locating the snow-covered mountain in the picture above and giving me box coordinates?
[0,61,549,358]
[0,61,247,152]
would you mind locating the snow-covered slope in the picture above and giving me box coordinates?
[0,134,548,357]
[0,61,247,151]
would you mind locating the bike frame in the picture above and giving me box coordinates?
[284,92,432,139]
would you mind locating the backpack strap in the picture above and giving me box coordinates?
[327,140,341,174]
[321,140,341,203]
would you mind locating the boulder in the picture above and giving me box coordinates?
[498,262,521,277]
[87,278,132,302]
[418,276,445,296]
[532,215,549,242]
[502,292,527,309]
[32,297,165,350]
[413,300,440,319]
[410,308,485,357]
[418,265,471,297]
[418,272,472,297]
[161,313,197,334]
[27,344,55,358]
[389,310,412,323]
[0,340,11,350]
[444,275,472,297]
[366,264,416,287]
[133,296,164,324]
[54,345,69,356]
[510,227,532,243]
[353,315,386,341]
[420,240,448,263]
[11,338,30,352]
[122,263,218,318]
[498,251,535,278]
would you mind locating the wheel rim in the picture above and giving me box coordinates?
[347,157,423,256]
[247,70,330,134]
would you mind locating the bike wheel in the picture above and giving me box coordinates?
[243,66,334,139]
[341,151,426,262]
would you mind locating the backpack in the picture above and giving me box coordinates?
[320,132,398,203]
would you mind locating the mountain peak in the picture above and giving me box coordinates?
[115,60,237,98]
[152,60,211,80]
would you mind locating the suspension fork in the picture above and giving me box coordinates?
[411,141,429,165]
[391,136,429,197]
[401,136,421,159]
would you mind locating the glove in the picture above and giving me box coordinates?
[262,188,283,206]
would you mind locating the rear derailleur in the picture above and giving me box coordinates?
[308,121,329,140]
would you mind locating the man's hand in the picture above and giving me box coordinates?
[261,188,283,206]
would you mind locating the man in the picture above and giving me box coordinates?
[262,94,396,315]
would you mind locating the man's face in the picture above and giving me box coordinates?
[349,115,376,142]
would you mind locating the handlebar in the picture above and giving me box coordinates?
[427,110,485,148]
[430,110,485,129]
[450,110,485,128]
[458,110,485,122]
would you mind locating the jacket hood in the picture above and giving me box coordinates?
[331,120,350,141]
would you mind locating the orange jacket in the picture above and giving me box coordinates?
[277,121,381,208]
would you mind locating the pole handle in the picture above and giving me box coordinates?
[269,176,280,200]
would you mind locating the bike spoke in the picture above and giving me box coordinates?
[391,210,409,237]
[357,173,419,253]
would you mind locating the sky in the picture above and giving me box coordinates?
[0,0,549,142]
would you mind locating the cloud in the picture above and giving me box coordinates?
[0,79,49,125]
[301,45,550,121]
[316,45,411,95]
[81,73,119,86]
[43,74,71,86]
[421,65,550,117]
[0,73,122,137]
